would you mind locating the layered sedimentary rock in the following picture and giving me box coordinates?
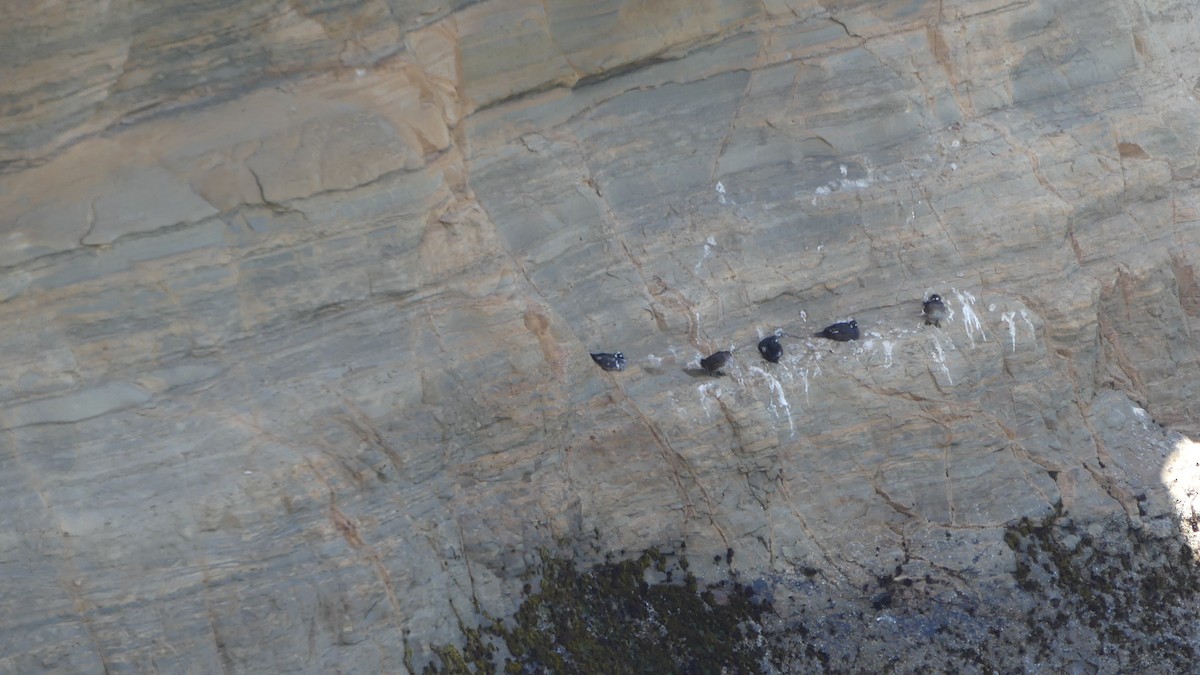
[2,0,1200,671]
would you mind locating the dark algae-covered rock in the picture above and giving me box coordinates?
[1000,505,1200,671]
[423,547,772,674]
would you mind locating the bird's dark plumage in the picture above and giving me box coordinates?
[590,351,626,372]
[814,320,859,342]
[700,350,732,375]
[758,335,783,363]
[923,294,947,328]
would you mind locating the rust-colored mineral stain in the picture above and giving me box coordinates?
[524,306,565,377]
[1118,142,1149,159]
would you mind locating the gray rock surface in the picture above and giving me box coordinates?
[2,0,1200,671]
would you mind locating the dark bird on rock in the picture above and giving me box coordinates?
[758,335,783,363]
[700,350,732,375]
[590,352,626,372]
[923,294,947,328]
[814,320,859,342]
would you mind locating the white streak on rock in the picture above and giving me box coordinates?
[931,337,954,385]
[749,366,794,433]
[953,288,986,348]
[696,236,717,273]
[1020,309,1036,336]
[1001,311,1017,352]
[697,382,721,420]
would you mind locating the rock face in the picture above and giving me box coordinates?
[3,0,1200,671]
